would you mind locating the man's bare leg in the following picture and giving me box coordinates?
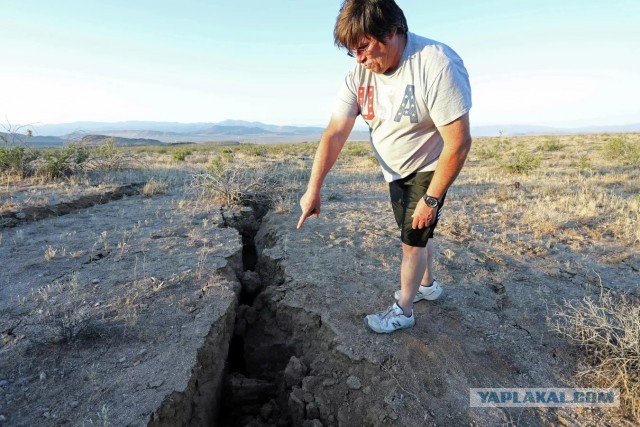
[397,243,428,316]
[421,239,436,286]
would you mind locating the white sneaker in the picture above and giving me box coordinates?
[394,280,443,303]
[365,303,415,334]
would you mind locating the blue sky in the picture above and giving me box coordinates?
[1,0,639,128]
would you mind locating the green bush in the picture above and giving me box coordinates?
[474,144,501,160]
[0,134,39,177]
[342,142,371,157]
[501,146,542,174]
[605,137,640,165]
[40,148,74,179]
[92,139,129,170]
[238,144,266,157]
[172,149,192,161]
[542,137,563,151]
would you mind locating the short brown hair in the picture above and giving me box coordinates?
[334,0,408,51]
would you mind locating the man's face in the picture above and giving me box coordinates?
[350,35,398,74]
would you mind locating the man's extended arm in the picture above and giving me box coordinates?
[297,114,356,229]
[411,113,472,229]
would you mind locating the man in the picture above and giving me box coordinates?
[297,0,472,334]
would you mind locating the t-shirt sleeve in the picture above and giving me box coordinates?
[332,73,360,118]
[426,59,472,127]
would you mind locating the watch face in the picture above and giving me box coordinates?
[424,196,438,208]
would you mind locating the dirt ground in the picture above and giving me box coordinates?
[1,191,243,426]
[0,134,638,426]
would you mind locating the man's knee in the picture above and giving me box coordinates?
[402,242,428,256]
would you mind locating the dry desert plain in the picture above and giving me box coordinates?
[0,133,639,426]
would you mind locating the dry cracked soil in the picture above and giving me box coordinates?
[1,141,638,427]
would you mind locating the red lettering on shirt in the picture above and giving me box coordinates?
[357,86,375,120]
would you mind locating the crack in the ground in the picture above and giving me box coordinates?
[214,206,404,427]
[0,182,145,228]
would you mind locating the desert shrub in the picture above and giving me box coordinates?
[570,154,592,171]
[209,157,224,173]
[549,291,640,422]
[191,163,286,207]
[220,147,235,160]
[39,147,76,179]
[500,146,541,174]
[0,130,40,177]
[605,137,640,165]
[342,142,371,157]
[88,138,133,170]
[238,143,267,157]
[172,149,192,161]
[542,137,563,151]
[474,144,501,160]
[142,179,168,196]
[29,279,92,343]
[0,144,39,177]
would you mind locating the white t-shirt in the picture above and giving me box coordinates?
[333,32,472,182]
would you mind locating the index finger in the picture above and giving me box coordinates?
[297,212,308,229]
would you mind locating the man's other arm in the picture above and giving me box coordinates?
[297,114,356,229]
[411,113,472,229]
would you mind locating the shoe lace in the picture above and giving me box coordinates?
[379,306,399,321]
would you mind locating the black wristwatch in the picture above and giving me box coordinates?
[423,194,440,208]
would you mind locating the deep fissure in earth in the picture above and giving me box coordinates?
[217,204,293,426]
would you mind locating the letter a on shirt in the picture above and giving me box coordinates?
[394,85,418,123]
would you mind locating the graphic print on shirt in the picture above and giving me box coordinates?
[357,86,375,120]
[394,85,418,123]
[378,85,395,121]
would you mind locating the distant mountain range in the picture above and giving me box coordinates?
[2,120,638,147]
[472,123,640,137]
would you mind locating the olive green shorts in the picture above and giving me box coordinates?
[389,171,446,247]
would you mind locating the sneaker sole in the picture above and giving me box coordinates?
[364,317,415,334]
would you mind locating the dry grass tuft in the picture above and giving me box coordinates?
[550,291,640,423]
[142,179,168,197]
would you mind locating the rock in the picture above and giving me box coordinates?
[244,306,258,325]
[259,400,275,421]
[302,375,322,392]
[284,356,307,388]
[118,357,126,363]
[241,271,262,294]
[16,212,26,219]
[69,401,79,408]
[148,380,164,389]
[346,375,362,390]
[92,279,100,284]
[0,380,8,387]
[303,420,323,427]
[302,391,314,404]
[321,378,337,387]
[0,415,6,422]
[288,389,305,426]
[362,386,371,395]
[306,402,320,420]
[227,374,276,406]
[39,372,46,381]
[310,358,326,372]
